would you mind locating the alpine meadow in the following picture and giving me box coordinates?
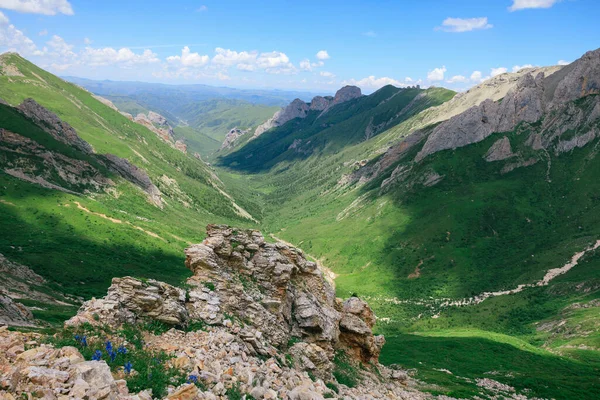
[1,1,600,399]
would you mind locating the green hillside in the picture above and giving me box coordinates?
[0,53,259,304]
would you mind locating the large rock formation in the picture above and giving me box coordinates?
[67,225,384,367]
[415,48,600,162]
[253,86,362,138]
[254,99,310,137]
[220,127,249,150]
[102,154,163,207]
[133,111,182,151]
[17,98,94,154]
[184,225,384,364]
[57,226,428,399]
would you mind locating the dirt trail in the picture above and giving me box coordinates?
[72,201,163,240]
[374,239,600,316]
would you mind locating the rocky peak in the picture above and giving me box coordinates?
[17,98,94,154]
[310,95,333,111]
[332,85,362,105]
[254,99,310,137]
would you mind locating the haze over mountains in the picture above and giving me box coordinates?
[2,40,600,399]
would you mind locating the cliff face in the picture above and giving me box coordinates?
[415,49,600,162]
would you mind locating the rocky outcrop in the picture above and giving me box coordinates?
[220,128,249,150]
[183,225,384,364]
[484,136,515,162]
[310,96,333,111]
[0,128,114,194]
[17,98,93,154]
[254,99,310,137]
[66,277,187,327]
[0,294,34,327]
[175,139,187,153]
[134,112,178,149]
[416,48,600,162]
[320,86,362,115]
[92,94,119,111]
[254,86,362,138]
[102,154,163,207]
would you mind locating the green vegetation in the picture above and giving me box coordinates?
[332,351,361,388]
[4,53,600,399]
[48,323,190,397]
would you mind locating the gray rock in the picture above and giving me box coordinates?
[254,99,309,137]
[102,154,163,207]
[66,277,188,327]
[484,137,515,162]
[17,98,94,154]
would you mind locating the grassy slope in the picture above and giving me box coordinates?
[0,53,258,301]
[216,88,600,398]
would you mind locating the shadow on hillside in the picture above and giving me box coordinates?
[381,334,600,399]
[0,203,190,299]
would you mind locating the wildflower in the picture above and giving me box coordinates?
[92,350,102,361]
[74,334,80,341]
[187,375,199,384]
[105,341,113,353]
[117,345,127,354]
[109,351,117,362]
[124,361,133,374]
[81,336,88,347]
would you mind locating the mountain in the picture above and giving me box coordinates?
[0,52,260,311]
[213,49,600,398]
[68,77,283,157]
[3,48,600,399]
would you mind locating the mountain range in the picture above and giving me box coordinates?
[2,47,600,399]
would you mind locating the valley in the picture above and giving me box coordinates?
[2,46,600,399]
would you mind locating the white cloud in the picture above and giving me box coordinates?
[197,5,208,12]
[237,63,255,72]
[427,66,447,81]
[212,47,256,67]
[46,34,74,58]
[0,0,73,15]
[438,17,492,33]
[447,75,467,83]
[342,75,404,91]
[316,50,330,60]
[363,31,377,37]
[299,58,312,71]
[470,70,491,83]
[0,10,42,55]
[405,77,413,83]
[256,51,295,74]
[84,37,91,45]
[509,0,559,11]
[320,71,335,78]
[557,59,570,66]
[491,67,508,77]
[512,64,534,72]
[167,46,209,67]
[216,71,230,80]
[38,29,47,36]
[82,47,159,67]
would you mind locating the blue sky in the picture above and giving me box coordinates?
[0,0,598,93]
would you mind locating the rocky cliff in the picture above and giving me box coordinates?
[52,225,428,399]
[1,99,163,206]
[254,86,362,138]
[415,49,600,162]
